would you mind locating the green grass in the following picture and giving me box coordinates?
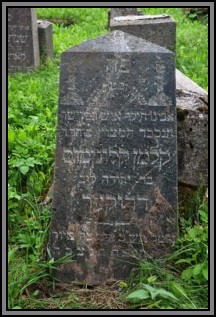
[8,8,208,310]
[123,202,208,309]
[36,8,109,59]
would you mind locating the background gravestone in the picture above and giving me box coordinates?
[37,20,54,62]
[8,8,40,73]
[109,7,143,18]
[48,30,178,285]
[108,8,143,28]
[110,14,176,53]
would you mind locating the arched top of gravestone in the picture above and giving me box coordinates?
[63,30,173,54]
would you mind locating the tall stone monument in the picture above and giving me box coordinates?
[48,30,177,285]
[8,8,40,73]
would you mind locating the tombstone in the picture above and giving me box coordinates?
[110,14,176,53]
[176,72,208,187]
[8,8,40,73]
[110,7,143,18]
[108,8,143,28]
[176,69,208,96]
[37,20,54,62]
[48,30,177,285]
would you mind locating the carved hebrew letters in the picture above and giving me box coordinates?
[8,8,40,72]
[48,31,177,284]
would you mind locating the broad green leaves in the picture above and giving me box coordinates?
[12,157,42,175]
[127,284,178,304]
[127,289,150,301]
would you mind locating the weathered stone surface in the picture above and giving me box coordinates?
[176,72,208,187]
[108,14,207,187]
[44,71,208,219]
[108,8,143,27]
[8,8,40,73]
[110,14,176,52]
[176,69,208,96]
[48,31,177,285]
[110,8,143,18]
[176,71,208,216]
[37,20,54,61]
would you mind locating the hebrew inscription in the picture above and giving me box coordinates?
[8,8,40,73]
[48,31,178,285]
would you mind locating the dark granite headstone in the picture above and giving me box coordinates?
[8,8,40,73]
[110,14,176,52]
[37,20,54,62]
[48,30,177,285]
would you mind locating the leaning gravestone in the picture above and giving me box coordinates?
[110,14,176,53]
[176,72,208,187]
[48,30,178,285]
[8,8,40,73]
